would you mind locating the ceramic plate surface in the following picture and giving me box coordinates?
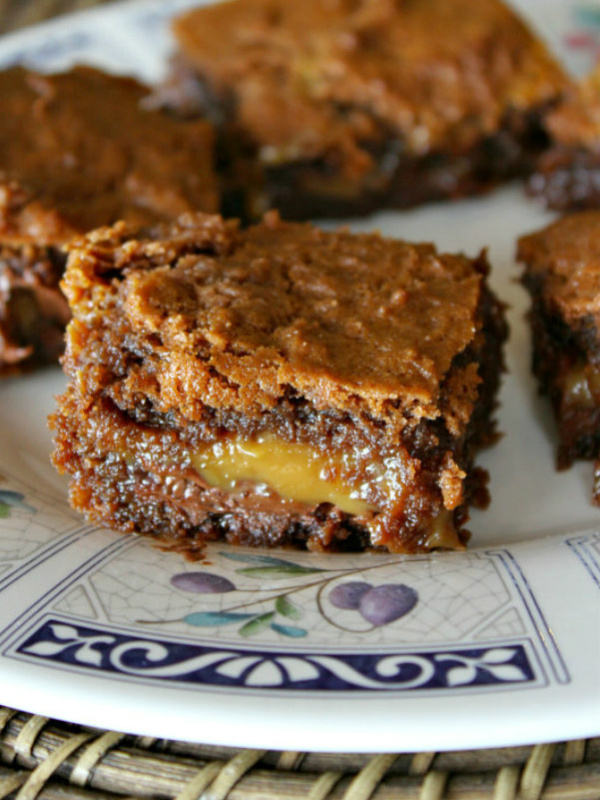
[0,0,599,753]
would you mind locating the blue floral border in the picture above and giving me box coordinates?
[14,617,540,693]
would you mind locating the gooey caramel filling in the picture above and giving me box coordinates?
[191,434,377,516]
[186,433,466,550]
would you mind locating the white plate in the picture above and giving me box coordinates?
[1,0,599,753]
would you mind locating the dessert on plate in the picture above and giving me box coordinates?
[518,210,600,499]
[0,65,218,374]
[166,0,571,220]
[51,211,507,556]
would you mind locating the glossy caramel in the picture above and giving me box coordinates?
[192,433,374,516]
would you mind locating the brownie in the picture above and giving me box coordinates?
[165,0,570,220]
[528,66,600,211]
[50,211,507,556]
[518,211,600,499]
[0,66,218,373]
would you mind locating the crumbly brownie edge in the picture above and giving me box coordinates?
[527,147,600,212]
[258,109,552,221]
[522,267,600,476]
[0,243,69,373]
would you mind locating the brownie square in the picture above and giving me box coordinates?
[528,66,600,211]
[518,211,600,499]
[166,0,570,220]
[0,66,218,373]
[50,212,507,555]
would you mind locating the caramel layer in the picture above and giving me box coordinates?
[190,434,385,516]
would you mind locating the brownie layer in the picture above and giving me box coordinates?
[168,0,570,219]
[518,211,600,499]
[248,106,551,220]
[0,66,218,373]
[528,149,600,212]
[51,213,507,555]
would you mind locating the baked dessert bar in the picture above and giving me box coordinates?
[0,66,218,373]
[518,211,600,499]
[167,0,570,220]
[528,66,600,211]
[51,212,507,555]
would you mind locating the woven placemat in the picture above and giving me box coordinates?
[0,708,599,800]
[0,2,599,798]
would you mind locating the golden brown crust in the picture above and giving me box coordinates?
[63,211,489,426]
[173,0,570,171]
[0,66,218,242]
[517,210,600,326]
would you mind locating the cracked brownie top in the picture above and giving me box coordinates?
[173,0,570,164]
[0,65,218,245]
[62,211,495,429]
[518,210,600,326]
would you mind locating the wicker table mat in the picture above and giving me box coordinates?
[0,2,599,798]
[0,708,599,800]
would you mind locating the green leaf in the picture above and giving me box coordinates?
[0,504,10,518]
[184,611,253,627]
[270,623,308,638]
[0,491,35,514]
[239,612,275,637]
[237,565,325,579]
[221,552,310,569]
[275,595,302,620]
